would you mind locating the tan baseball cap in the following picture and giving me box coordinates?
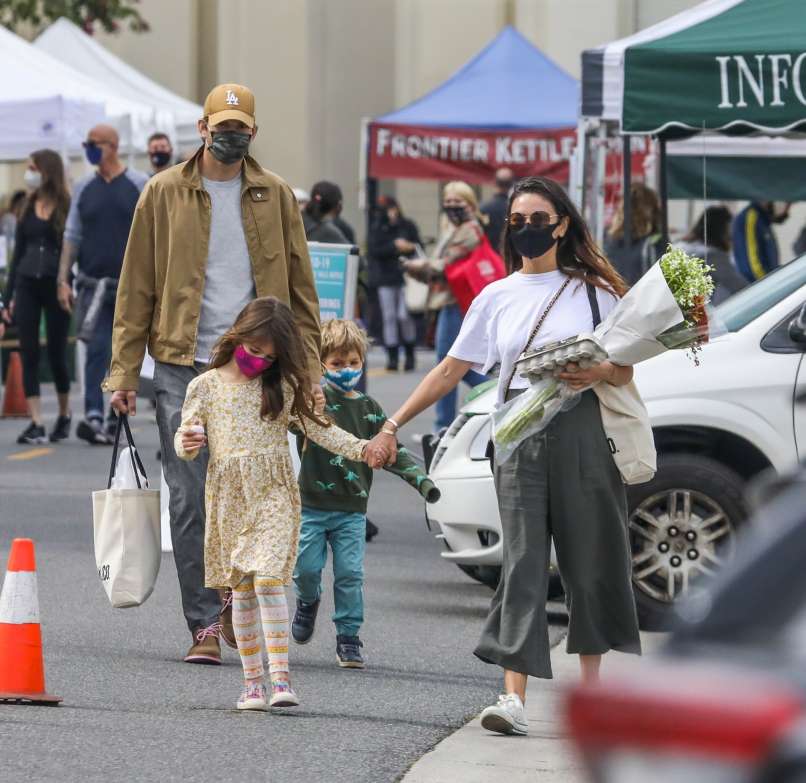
[203,83,255,128]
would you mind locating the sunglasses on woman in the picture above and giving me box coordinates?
[507,211,562,230]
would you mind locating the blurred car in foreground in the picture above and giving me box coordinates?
[566,457,806,783]
[425,256,806,628]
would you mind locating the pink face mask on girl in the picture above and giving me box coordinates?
[234,345,274,378]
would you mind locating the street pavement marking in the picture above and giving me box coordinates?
[368,368,392,378]
[7,447,53,461]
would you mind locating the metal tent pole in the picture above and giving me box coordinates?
[593,123,607,246]
[659,137,669,245]
[622,134,632,248]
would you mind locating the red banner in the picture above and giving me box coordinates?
[368,123,576,183]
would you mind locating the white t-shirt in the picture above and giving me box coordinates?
[449,270,618,405]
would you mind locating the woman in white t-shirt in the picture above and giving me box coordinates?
[365,177,641,736]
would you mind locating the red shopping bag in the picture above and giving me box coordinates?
[444,235,506,313]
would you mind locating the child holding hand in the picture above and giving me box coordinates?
[291,320,440,667]
[175,298,380,711]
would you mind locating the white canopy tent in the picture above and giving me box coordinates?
[0,24,160,161]
[0,25,104,160]
[35,19,203,150]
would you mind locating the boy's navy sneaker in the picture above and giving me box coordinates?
[291,598,320,644]
[336,635,365,669]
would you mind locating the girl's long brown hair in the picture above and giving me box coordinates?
[208,297,328,428]
[24,149,70,235]
[503,176,627,297]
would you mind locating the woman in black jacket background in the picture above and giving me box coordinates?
[2,149,72,444]
[367,196,421,371]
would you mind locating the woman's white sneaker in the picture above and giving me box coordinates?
[480,693,529,736]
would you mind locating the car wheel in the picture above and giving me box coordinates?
[626,454,747,631]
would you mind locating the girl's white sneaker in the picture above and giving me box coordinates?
[269,686,300,708]
[237,681,268,712]
[480,693,529,736]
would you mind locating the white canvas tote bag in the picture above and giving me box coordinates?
[92,415,161,608]
[593,380,657,485]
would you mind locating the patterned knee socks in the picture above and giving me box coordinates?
[232,575,290,688]
[254,575,290,688]
[232,579,263,681]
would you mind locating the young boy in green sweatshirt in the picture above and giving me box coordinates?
[292,319,439,668]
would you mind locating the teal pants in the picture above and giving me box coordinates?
[293,507,366,636]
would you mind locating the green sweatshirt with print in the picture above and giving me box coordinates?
[296,385,440,514]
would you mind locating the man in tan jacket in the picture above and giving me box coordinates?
[107,84,322,664]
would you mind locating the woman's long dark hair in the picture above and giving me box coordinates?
[503,177,627,297]
[208,297,328,428]
[305,181,342,222]
[24,149,70,235]
[684,206,732,252]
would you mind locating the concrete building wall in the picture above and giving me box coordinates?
[6,0,745,249]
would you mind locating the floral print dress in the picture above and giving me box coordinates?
[174,370,367,589]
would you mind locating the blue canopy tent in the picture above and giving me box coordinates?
[365,26,580,185]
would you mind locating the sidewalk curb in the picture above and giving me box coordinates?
[402,632,659,783]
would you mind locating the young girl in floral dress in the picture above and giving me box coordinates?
[175,297,374,711]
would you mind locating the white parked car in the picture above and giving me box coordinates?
[425,256,806,628]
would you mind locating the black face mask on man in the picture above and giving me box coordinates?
[150,151,172,169]
[510,224,559,260]
[444,205,468,226]
[206,129,252,165]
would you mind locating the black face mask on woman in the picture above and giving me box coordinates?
[510,224,559,260]
[444,205,468,226]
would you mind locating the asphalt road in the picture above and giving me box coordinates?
[0,351,563,783]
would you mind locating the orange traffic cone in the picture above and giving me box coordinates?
[0,539,61,704]
[1,351,28,418]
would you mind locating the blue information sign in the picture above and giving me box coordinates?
[308,242,358,321]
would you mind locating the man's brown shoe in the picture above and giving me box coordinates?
[184,623,222,664]
[219,589,237,649]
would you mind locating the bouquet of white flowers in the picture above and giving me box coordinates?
[492,246,719,465]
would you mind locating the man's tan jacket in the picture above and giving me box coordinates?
[105,149,321,391]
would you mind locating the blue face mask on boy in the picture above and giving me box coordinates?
[324,367,363,392]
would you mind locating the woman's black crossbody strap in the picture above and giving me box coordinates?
[504,277,572,394]
[586,282,601,328]
[107,414,148,490]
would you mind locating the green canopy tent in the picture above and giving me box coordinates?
[621,0,806,136]
[579,0,806,241]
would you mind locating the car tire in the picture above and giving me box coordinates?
[626,453,747,631]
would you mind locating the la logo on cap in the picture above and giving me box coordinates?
[225,90,239,106]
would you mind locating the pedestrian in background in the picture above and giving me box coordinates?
[57,124,148,445]
[291,319,438,669]
[365,176,641,737]
[303,181,350,244]
[679,206,746,305]
[147,132,174,176]
[403,181,488,433]
[3,150,72,444]
[480,167,514,254]
[107,83,323,667]
[367,195,421,372]
[1,190,26,259]
[604,182,664,286]
[175,299,371,711]
[293,187,310,212]
[732,201,790,283]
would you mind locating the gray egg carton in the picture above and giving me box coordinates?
[515,333,608,382]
